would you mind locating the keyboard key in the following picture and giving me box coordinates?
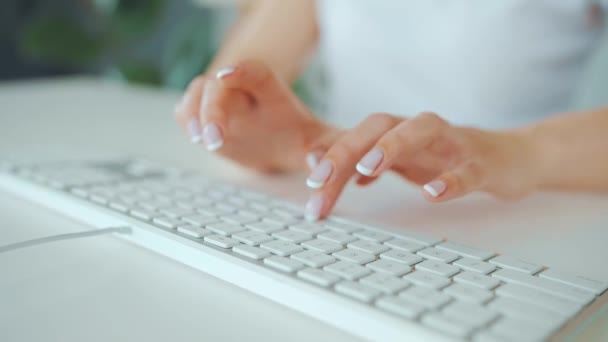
[454,271,501,290]
[301,239,344,254]
[291,250,337,267]
[492,269,595,305]
[181,214,219,227]
[152,217,183,229]
[297,268,341,287]
[289,223,328,235]
[489,255,543,274]
[488,297,568,329]
[396,231,442,246]
[421,312,475,338]
[384,238,425,253]
[333,249,376,265]
[403,270,451,290]
[233,245,271,260]
[108,200,129,212]
[353,230,392,243]
[318,231,357,245]
[375,296,426,319]
[219,212,259,224]
[416,260,460,277]
[324,261,372,280]
[198,205,236,216]
[398,286,452,310]
[347,240,389,255]
[177,225,212,238]
[249,202,271,212]
[496,283,582,316]
[206,222,246,236]
[539,269,608,295]
[137,198,171,211]
[246,221,285,234]
[204,235,240,249]
[260,240,303,256]
[129,207,158,220]
[262,214,298,226]
[442,302,499,327]
[366,259,412,276]
[417,247,459,263]
[272,230,313,243]
[264,256,304,273]
[436,241,496,260]
[443,283,494,304]
[453,257,496,274]
[488,317,554,342]
[379,250,423,265]
[158,206,193,218]
[360,273,410,294]
[231,231,273,246]
[324,221,363,234]
[335,281,381,303]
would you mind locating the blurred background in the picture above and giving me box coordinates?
[0,0,606,110]
[1,0,226,87]
[0,0,319,104]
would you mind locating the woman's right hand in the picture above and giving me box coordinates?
[174,60,338,173]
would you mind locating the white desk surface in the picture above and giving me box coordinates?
[1,78,607,341]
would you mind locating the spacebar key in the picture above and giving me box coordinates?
[492,269,595,305]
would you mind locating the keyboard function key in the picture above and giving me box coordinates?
[231,231,273,246]
[379,250,423,265]
[353,230,392,243]
[206,222,246,236]
[416,260,460,277]
[318,231,357,245]
[539,269,608,296]
[301,239,344,254]
[453,271,501,290]
[384,238,425,253]
[260,240,303,257]
[272,230,313,244]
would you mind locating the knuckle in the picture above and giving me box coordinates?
[418,111,446,126]
[464,160,484,183]
[366,112,397,126]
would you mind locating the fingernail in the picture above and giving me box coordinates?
[423,180,447,197]
[188,118,203,144]
[306,160,333,189]
[306,152,320,169]
[216,66,236,79]
[304,193,324,222]
[202,123,224,151]
[356,148,383,176]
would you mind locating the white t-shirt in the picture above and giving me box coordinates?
[316,0,607,128]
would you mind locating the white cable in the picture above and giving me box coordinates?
[0,226,132,254]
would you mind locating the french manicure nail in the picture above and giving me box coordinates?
[306,160,333,189]
[304,193,324,222]
[423,180,447,197]
[216,66,236,79]
[306,152,320,169]
[356,148,384,176]
[202,123,224,151]
[188,118,203,144]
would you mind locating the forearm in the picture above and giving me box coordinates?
[208,0,318,82]
[524,107,608,192]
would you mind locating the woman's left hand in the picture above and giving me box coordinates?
[303,111,539,221]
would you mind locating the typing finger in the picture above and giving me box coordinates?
[304,113,400,221]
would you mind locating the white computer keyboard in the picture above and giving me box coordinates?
[1,158,606,342]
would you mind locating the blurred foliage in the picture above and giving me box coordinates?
[19,0,214,88]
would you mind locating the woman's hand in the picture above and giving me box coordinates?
[175,60,337,173]
[303,112,539,221]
